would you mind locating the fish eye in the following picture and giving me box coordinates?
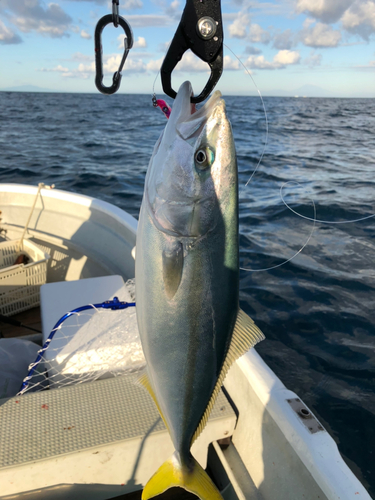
[196,150,206,163]
[195,147,214,171]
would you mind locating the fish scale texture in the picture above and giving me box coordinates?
[0,374,234,468]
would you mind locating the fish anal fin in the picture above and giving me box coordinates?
[142,452,223,500]
[136,370,170,432]
[192,309,265,443]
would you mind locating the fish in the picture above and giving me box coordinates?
[135,80,265,500]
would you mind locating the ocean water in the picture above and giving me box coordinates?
[0,91,374,495]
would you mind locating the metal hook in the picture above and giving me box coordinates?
[160,0,224,104]
[94,14,133,95]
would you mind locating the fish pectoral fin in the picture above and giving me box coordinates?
[142,452,223,500]
[192,309,265,443]
[162,239,183,300]
[136,370,170,432]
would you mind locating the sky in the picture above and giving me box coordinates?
[0,0,374,97]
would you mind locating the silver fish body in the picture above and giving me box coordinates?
[135,81,264,500]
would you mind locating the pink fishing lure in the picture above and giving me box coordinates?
[155,99,172,119]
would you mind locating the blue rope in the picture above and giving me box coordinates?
[18,297,135,395]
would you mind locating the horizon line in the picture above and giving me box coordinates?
[1,89,374,99]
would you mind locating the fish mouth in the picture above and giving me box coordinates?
[170,81,223,129]
[158,80,223,151]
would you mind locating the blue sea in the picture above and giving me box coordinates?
[0,91,374,496]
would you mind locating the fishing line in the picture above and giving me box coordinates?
[223,43,269,193]
[223,45,317,272]
[281,196,375,224]
[240,181,317,272]
[152,61,162,98]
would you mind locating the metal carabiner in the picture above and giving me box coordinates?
[112,0,120,28]
[94,14,133,95]
[161,0,224,104]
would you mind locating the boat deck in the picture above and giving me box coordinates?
[0,306,42,339]
[0,370,236,500]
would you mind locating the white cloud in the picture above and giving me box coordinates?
[296,0,375,40]
[73,62,95,79]
[354,58,375,69]
[223,55,240,70]
[303,50,323,67]
[165,0,181,17]
[105,55,147,73]
[72,52,93,62]
[68,55,147,77]
[3,0,72,38]
[246,50,301,69]
[147,57,163,72]
[273,29,294,49]
[301,22,342,47]
[296,0,353,23]
[226,0,291,17]
[158,41,171,53]
[341,1,375,40]
[0,19,22,44]
[245,55,275,69]
[80,30,91,40]
[145,52,240,73]
[249,23,271,44]
[133,36,147,48]
[174,51,210,72]
[273,49,301,65]
[228,12,250,38]
[303,17,316,29]
[228,13,270,44]
[121,0,143,9]
[54,64,69,73]
[117,34,146,49]
[245,45,262,55]
[123,14,172,27]
[40,64,70,73]
[39,51,149,80]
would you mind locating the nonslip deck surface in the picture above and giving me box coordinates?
[0,373,235,468]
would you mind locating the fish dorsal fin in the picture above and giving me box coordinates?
[136,370,170,433]
[191,309,265,444]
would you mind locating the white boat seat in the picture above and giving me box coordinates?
[40,275,132,343]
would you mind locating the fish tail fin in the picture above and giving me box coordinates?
[142,452,223,500]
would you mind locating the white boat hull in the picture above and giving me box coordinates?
[0,184,371,500]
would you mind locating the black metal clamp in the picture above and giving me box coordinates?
[161,0,223,104]
[94,12,133,95]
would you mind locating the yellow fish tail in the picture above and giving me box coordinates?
[142,452,223,500]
